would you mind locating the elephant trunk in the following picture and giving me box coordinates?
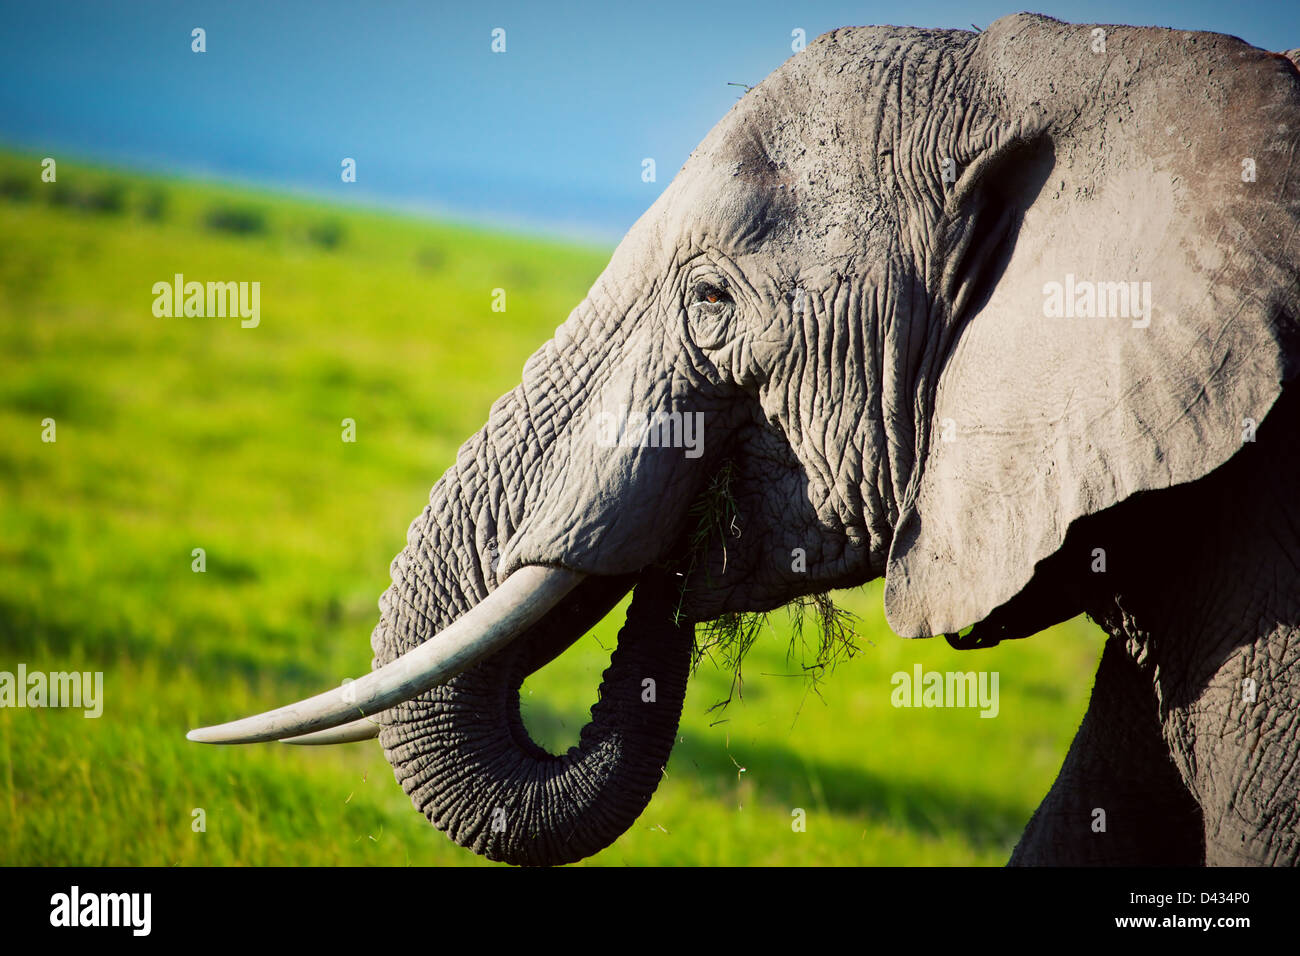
[370,415,694,866]
[380,571,691,865]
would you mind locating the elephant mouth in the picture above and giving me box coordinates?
[185,447,726,748]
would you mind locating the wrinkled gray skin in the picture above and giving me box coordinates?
[370,15,1300,865]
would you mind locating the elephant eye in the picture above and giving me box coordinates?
[685,279,734,351]
[692,282,731,307]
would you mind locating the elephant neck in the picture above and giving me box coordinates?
[1083,387,1300,703]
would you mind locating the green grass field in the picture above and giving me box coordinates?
[0,149,1107,865]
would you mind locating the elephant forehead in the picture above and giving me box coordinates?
[659,156,787,252]
[671,42,924,263]
[616,25,965,271]
[659,114,885,264]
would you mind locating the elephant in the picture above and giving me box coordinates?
[189,14,1300,867]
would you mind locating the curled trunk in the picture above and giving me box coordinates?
[376,568,693,866]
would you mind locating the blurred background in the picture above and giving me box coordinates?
[0,0,1293,865]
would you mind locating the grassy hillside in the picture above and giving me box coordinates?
[0,149,1106,865]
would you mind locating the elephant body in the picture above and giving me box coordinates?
[197,14,1300,865]
[1011,385,1300,864]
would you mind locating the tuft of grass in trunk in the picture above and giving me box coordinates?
[675,461,863,714]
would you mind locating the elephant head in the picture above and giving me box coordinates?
[190,15,1300,865]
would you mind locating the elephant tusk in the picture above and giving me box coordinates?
[186,565,585,744]
[280,718,382,745]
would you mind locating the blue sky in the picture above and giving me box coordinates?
[1,0,1296,241]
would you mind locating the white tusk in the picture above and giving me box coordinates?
[187,565,584,745]
[280,718,382,745]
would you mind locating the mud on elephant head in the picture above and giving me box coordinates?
[190,14,1300,865]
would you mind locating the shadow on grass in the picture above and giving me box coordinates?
[524,699,1032,853]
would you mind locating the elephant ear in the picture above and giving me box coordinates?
[882,37,1300,639]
